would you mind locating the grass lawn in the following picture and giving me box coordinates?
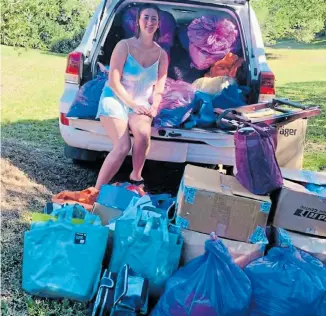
[2,43,326,169]
[1,46,66,150]
[265,41,326,170]
[1,41,326,315]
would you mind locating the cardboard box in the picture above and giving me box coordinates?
[176,164,272,242]
[92,202,122,225]
[273,226,326,264]
[275,119,307,170]
[181,229,266,269]
[273,172,326,237]
[281,168,326,186]
[97,184,139,211]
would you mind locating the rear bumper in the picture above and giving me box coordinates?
[59,123,236,165]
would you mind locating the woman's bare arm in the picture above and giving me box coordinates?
[150,50,169,116]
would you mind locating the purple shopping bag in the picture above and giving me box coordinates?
[235,123,283,195]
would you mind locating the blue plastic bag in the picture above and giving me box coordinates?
[184,92,215,128]
[66,68,108,119]
[245,247,326,316]
[151,239,252,316]
[212,83,245,109]
[153,104,194,128]
[305,183,326,197]
[22,204,109,301]
[109,208,183,297]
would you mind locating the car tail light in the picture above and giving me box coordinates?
[60,112,69,126]
[259,71,275,95]
[65,51,83,84]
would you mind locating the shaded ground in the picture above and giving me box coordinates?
[1,137,185,315]
[267,38,326,50]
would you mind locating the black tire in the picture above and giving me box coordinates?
[64,144,102,162]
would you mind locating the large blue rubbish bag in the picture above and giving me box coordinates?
[22,204,109,301]
[245,247,326,316]
[66,67,109,119]
[151,239,252,316]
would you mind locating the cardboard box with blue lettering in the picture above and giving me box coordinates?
[273,169,326,237]
[176,164,271,243]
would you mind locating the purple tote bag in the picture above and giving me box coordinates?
[235,123,283,195]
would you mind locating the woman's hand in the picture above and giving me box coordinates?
[148,107,158,118]
[133,105,150,115]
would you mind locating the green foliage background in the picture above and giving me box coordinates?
[0,0,98,53]
[1,0,325,51]
[252,0,326,44]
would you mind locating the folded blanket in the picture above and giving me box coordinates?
[52,187,99,211]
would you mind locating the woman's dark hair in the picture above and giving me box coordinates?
[135,4,160,41]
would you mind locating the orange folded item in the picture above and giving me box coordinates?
[206,53,244,78]
[52,187,99,211]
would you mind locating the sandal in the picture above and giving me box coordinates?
[129,178,145,186]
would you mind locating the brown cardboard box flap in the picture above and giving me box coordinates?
[92,202,122,225]
[281,168,326,185]
[221,174,271,202]
[183,164,222,193]
[283,179,310,193]
[181,229,266,268]
[273,226,326,263]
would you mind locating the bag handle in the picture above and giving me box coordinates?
[241,121,275,138]
[149,194,172,207]
[141,205,168,218]
[141,215,170,244]
[130,206,170,243]
[54,204,101,225]
[160,217,170,243]
[216,109,239,130]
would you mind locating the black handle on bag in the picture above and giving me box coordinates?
[216,109,239,130]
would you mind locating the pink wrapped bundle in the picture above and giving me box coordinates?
[188,16,239,70]
[157,78,195,113]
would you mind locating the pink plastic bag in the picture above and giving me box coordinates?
[158,78,195,112]
[188,16,239,70]
[153,78,195,128]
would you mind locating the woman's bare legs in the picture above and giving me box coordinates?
[128,114,152,181]
[95,116,131,190]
